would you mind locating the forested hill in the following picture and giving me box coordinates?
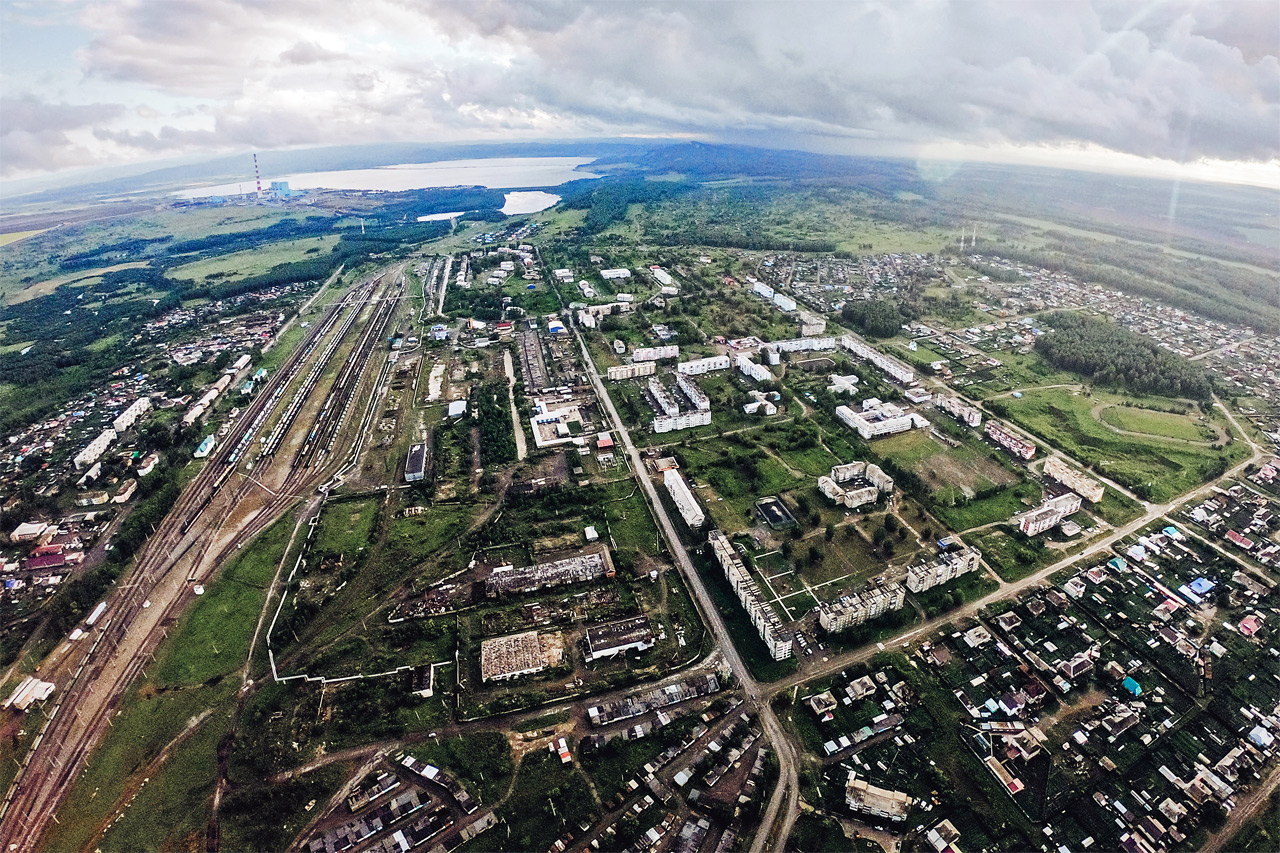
[1035,311,1213,400]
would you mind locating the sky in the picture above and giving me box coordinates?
[1,0,1277,187]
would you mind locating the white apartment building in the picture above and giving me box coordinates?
[677,355,731,375]
[676,375,711,412]
[817,583,907,633]
[112,397,152,433]
[839,334,915,384]
[935,395,983,427]
[736,354,773,383]
[601,268,632,280]
[606,362,656,381]
[1043,456,1105,503]
[835,401,927,440]
[905,548,983,593]
[633,345,679,362]
[648,378,681,417]
[1015,492,1083,536]
[74,428,117,471]
[653,410,712,433]
[708,530,792,660]
[663,469,705,529]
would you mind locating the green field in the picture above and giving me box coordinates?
[998,388,1245,502]
[1097,404,1216,442]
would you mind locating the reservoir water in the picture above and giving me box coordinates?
[175,156,601,199]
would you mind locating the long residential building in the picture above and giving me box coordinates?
[676,375,711,411]
[607,362,656,381]
[736,354,773,383]
[769,336,836,353]
[654,410,712,433]
[633,345,679,362]
[985,421,1037,460]
[677,355,731,375]
[839,334,915,384]
[74,428,117,471]
[648,378,681,417]
[905,547,983,593]
[1043,456,1105,503]
[664,468,705,529]
[112,397,152,433]
[934,395,983,427]
[817,583,906,633]
[707,530,792,660]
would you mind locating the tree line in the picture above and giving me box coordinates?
[1036,311,1212,400]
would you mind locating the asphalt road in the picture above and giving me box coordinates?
[573,328,802,853]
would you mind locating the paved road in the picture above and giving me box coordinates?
[572,328,801,853]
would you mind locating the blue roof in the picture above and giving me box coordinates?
[1190,578,1216,594]
[1122,677,1142,696]
[1163,526,1179,537]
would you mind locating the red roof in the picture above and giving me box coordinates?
[27,554,67,570]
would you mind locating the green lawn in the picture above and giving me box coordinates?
[167,236,339,284]
[998,388,1245,502]
[1097,404,1214,442]
[154,513,294,687]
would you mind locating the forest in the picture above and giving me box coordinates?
[1035,311,1213,400]
[840,299,918,338]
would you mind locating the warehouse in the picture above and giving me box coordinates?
[584,616,655,661]
[479,630,564,681]
[405,444,427,482]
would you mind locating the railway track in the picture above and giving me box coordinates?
[0,267,402,852]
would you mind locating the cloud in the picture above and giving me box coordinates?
[2,0,1276,178]
[279,40,348,65]
[0,95,125,176]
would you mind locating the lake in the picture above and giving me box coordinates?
[175,156,602,198]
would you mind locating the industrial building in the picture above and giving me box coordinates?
[839,334,915,384]
[835,400,928,440]
[583,616,656,661]
[607,362,656,381]
[484,551,611,597]
[479,630,563,681]
[677,355,730,375]
[905,547,983,592]
[405,444,427,482]
[1043,456,1105,503]
[664,468,705,529]
[985,421,1037,460]
[933,395,982,428]
[707,530,792,660]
